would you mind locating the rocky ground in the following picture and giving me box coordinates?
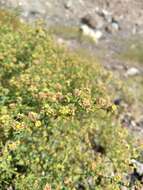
[1,0,143,68]
[1,0,143,35]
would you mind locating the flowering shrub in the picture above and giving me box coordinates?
[0,10,138,190]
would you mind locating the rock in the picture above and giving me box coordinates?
[94,30,103,40]
[100,9,112,23]
[125,67,140,77]
[105,20,119,34]
[128,160,143,188]
[64,0,72,9]
[56,37,71,47]
[105,25,114,33]
[7,186,13,190]
[57,37,66,45]
[131,159,143,176]
[113,98,122,105]
[80,24,103,43]
[81,14,104,29]
[81,14,96,29]
[120,186,128,190]
[102,9,111,17]
[112,21,120,30]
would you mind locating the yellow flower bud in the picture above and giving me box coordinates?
[35,120,42,127]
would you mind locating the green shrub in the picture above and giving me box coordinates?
[0,10,138,190]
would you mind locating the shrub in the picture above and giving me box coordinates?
[0,10,137,190]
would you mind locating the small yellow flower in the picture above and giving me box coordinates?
[45,104,55,116]
[114,174,122,181]
[8,142,17,150]
[14,124,24,130]
[59,106,70,115]
[35,120,42,127]
[0,115,10,123]
[111,104,117,112]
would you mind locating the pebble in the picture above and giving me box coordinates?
[57,37,71,47]
[101,9,112,23]
[114,98,122,105]
[80,24,103,43]
[81,14,104,29]
[120,186,128,190]
[112,21,120,30]
[94,30,103,40]
[64,0,72,9]
[7,186,13,190]
[105,25,114,33]
[125,67,140,76]
[131,159,143,176]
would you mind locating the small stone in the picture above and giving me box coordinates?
[105,25,114,33]
[57,38,66,44]
[120,186,128,190]
[64,1,72,9]
[7,186,13,190]
[131,120,136,128]
[105,15,112,23]
[114,98,122,105]
[80,24,103,43]
[105,21,119,34]
[102,9,111,17]
[81,14,104,29]
[57,37,71,47]
[112,21,120,30]
[81,14,96,29]
[100,9,112,23]
[131,159,143,176]
[125,67,140,76]
[94,30,103,40]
